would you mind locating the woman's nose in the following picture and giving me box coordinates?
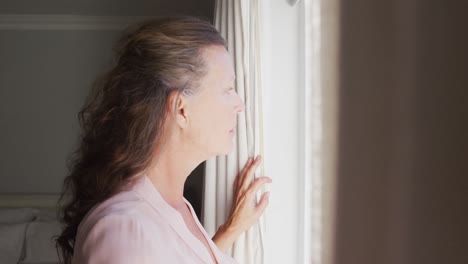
[235,96,245,113]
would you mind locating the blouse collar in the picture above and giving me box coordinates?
[132,175,221,264]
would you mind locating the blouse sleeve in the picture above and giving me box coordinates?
[78,215,155,264]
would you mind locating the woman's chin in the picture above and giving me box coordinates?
[218,143,234,156]
[207,138,235,157]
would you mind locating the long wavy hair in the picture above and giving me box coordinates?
[55,16,226,263]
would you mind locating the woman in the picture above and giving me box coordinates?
[56,16,272,264]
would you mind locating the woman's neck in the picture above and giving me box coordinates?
[145,135,205,210]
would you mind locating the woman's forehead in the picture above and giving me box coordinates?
[203,46,235,83]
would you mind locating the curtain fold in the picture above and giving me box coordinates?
[202,0,266,263]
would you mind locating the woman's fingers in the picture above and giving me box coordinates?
[241,155,262,191]
[247,177,272,197]
[255,191,270,216]
[234,158,251,193]
[240,157,253,176]
[227,168,272,234]
[232,176,239,200]
[237,157,253,190]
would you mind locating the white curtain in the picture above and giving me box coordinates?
[202,0,266,263]
[302,0,323,263]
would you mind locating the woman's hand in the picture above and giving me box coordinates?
[212,155,272,252]
[228,155,272,233]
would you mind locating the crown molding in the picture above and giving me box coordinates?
[0,14,152,31]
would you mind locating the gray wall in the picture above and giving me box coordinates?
[0,0,213,196]
[334,0,468,264]
[0,30,118,193]
[0,0,214,17]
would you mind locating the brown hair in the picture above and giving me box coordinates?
[55,16,226,263]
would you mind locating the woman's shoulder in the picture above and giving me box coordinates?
[73,211,157,263]
[73,191,159,263]
[76,190,150,239]
[85,190,144,221]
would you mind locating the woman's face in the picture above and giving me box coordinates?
[184,45,245,157]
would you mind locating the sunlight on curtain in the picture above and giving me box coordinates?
[301,0,322,263]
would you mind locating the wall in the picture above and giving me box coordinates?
[0,29,118,193]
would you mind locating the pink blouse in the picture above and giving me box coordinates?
[72,176,237,264]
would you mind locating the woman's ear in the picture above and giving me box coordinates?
[168,91,189,129]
